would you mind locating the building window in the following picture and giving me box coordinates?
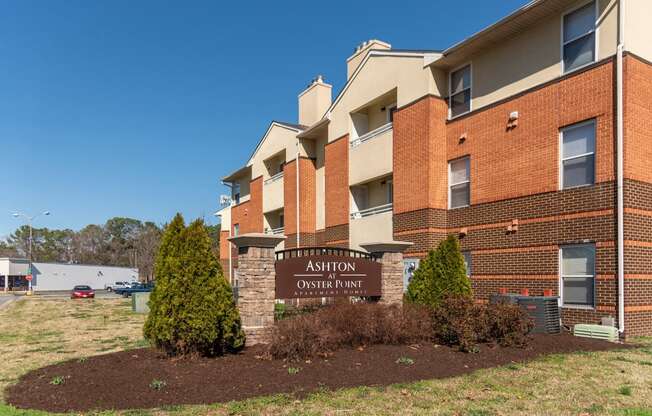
[562,1,596,73]
[449,157,470,209]
[462,251,472,277]
[279,214,284,228]
[233,223,240,237]
[561,120,596,189]
[561,244,595,307]
[386,179,393,204]
[449,64,471,118]
[233,183,241,205]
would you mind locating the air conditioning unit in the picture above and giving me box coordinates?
[219,195,232,206]
[490,294,561,334]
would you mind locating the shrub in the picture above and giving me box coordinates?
[267,303,433,360]
[431,296,533,351]
[480,302,534,347]
[406,235,471,307]
[144,214,245,357]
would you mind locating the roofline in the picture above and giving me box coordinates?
[246,121,304,166]
[431,0,543,64]
[222,121,305,182]
[297,117,330,139]
[221,164,252,182]
[322,49,427,121]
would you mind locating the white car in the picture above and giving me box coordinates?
[105,281,131,292]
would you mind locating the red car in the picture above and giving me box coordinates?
[71,285,95,299]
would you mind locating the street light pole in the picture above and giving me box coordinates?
[12,211,50,294]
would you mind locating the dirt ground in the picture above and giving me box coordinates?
[6,333,628,413]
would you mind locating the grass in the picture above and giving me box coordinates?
[395,356,415,366]
[0,298,651,415]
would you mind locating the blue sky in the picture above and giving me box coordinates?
[0,0,527,237]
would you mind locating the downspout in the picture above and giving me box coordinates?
[296,138,301,248]
[616,0,626,334]
[221,180,235,285]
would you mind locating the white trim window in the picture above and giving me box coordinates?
[560,119,596,189]
[560,244,596,307]
[449,157,470,209]
[233,223,240,237]
[462,251,472,277]
[386,179,394,204]
[562,1,597,73]
[449,64,471,118]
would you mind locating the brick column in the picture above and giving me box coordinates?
[360,241,413,305]
[228,233,285,345]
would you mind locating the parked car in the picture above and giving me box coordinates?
[71,285,95,299]
[113,281,139,296]
[120,282,154,297]
[105,281,131,292]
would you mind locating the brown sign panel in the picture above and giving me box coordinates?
[275,255,382,299]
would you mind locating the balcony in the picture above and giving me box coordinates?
[349,124,393,186]
[264,171,284,185]
[350,122,392,148]
[263,172,284,213]
[350,203,393,220]
[349,205,393,251]
[265,226,285,235]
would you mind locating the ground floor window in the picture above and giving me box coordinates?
[560,244,595,307]
[403,259,419,292]
[462,251,472,277]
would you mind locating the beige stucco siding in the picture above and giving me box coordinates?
[217,206,231,229]
[349,210,393,251]
[315,136,326,230]
[263,176,284,213]
[626,0,652,62]
[329,55,442,141]
[466,0,618,111]
[250,125,300,179]
[349,128,393,186]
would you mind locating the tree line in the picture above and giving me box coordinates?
[0,217,221,281]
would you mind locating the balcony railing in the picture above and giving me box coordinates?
[265,227,285,235]
[264,171,284,185]
[350,203,393,220]
[350,122,393,148]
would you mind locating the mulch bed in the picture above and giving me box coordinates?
[6,334,628,413]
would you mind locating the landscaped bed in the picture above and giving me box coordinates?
[6,333,627,413]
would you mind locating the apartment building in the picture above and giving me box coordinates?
[216,0,652,336]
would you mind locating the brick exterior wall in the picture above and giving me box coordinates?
[219,230,230,280]
[283,157,316,249]
[393,95,448,214]
[622,54,652,335]
[324,135,349,247]
[393,59,623,331]
[218,55,652,336]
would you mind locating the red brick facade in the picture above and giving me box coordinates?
[324,135,349,247]
[388,56,652,336]
[220,54,652,336]
[284,157,317,249]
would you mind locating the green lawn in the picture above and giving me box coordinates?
[1,297,651,416]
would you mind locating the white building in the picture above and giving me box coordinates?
[0,258,138,292]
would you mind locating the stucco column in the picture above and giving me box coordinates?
[228,233,285,346]
[360,241,413,305]
[3,275,7,293]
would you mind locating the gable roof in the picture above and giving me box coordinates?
[321,49,435,120]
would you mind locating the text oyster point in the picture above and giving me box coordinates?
[275,255,382,299]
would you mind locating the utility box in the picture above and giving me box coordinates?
[132,292,150,314]
[490,294,561,334]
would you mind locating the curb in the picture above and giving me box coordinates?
[0,296,17,311]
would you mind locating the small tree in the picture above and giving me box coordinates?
[144,214,245,356]
[405,234,471,307]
